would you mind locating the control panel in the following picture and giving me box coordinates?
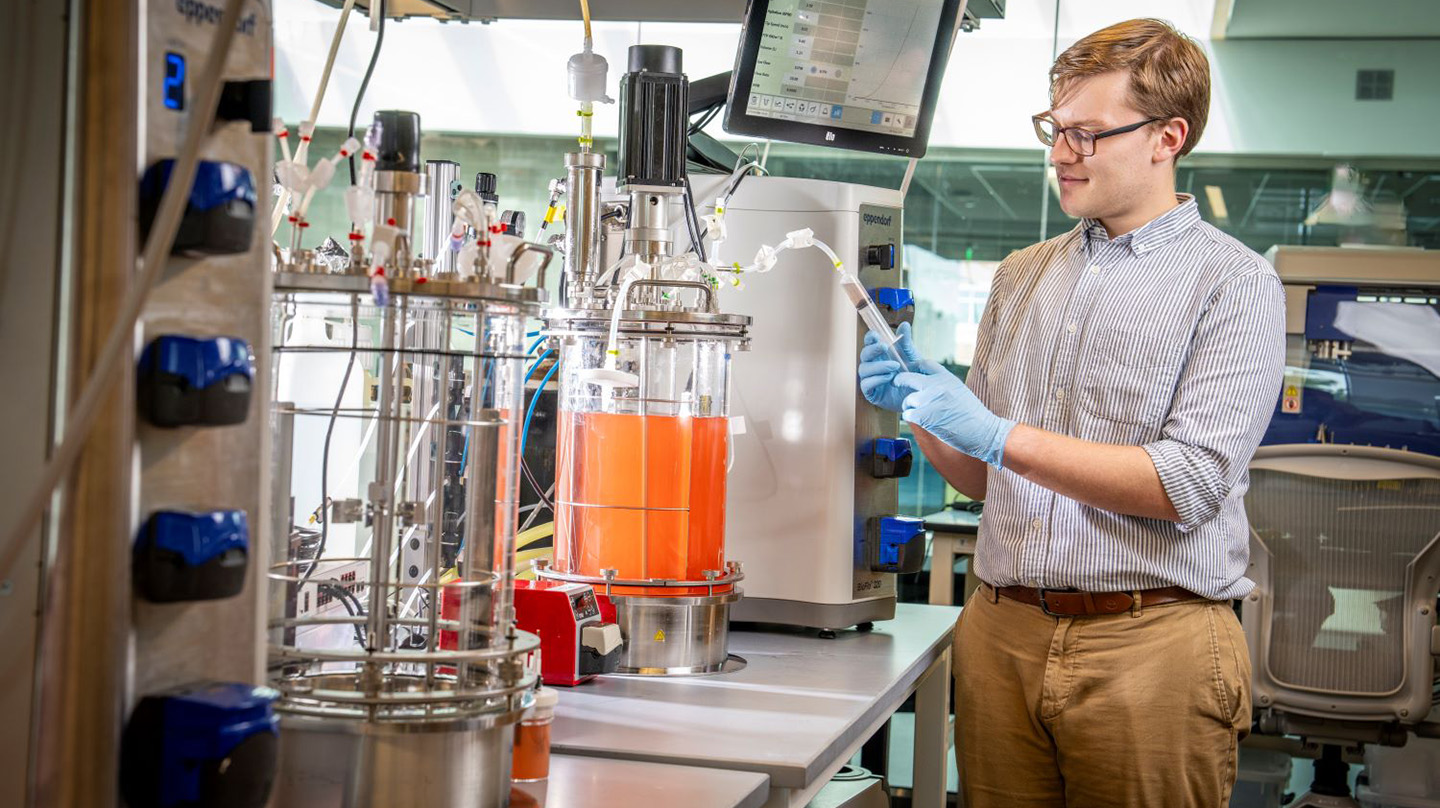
[128,5,275,802]
[570,587,601,621]
[853,202,905,600]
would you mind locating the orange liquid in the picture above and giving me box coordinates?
[511,719,552,782]
[554,412,730,597]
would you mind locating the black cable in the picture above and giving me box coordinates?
[316,582,367,647]
[302,304,360,584]
[347,0,387,185]
[685,144,730,175]
[687,103,721,136]
[682,176,707,263]
[724,165,756,203]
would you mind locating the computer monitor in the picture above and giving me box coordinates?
[723,0,962,159]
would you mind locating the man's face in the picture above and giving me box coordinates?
[1046,71,1165,223]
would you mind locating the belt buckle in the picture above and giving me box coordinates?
[1037,589,1063,617]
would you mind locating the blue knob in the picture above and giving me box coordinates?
[874,437,912,462]
[872,287,915,312]
[135,510,249,602]
[139,159,257,256]
[877,515,925,568]
[121,682,279,808]
[138,335,254,427]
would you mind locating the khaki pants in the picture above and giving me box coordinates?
[953,586,1252,808]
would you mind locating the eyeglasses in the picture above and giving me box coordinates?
[1032,113,1165,157]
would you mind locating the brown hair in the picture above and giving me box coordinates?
[1050,18,1211,158]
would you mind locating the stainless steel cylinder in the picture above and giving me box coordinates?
[423,160,459,275]
[374,170,428,243]
[272,709,518,808]
[608,592,740,675]
[625,187,678,264]
[562,151,605,306]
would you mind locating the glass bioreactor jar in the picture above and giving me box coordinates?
[542,280,750,675]
[268,268,546,806]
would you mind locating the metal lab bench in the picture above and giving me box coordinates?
[512,755,770,808]
[550,603,960,808]
[922,509,981,607]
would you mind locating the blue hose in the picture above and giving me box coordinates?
[461,348,552,475]
[520,361,559,459]
[525,349,553,381]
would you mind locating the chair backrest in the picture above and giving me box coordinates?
[1242,444,1440,725]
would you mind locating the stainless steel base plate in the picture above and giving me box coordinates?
[609,591,741,676]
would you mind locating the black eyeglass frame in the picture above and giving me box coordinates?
[1031,113,1166,156]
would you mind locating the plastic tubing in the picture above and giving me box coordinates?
[578,100,594,152]
[272,0,357,236]
[274,119,294,164]
[605,275,639,368]
[520,360,560,459]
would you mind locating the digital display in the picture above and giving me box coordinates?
[570,590,599,620]
[163,52,186,111]
[725,0,959,157]
[744,0,944,138]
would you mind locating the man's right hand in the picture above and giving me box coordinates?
[858,322,940,412]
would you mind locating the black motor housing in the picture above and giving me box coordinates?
[617,45,688,189]
[373,110,422,172]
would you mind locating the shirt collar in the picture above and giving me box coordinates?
[1081,194,1202,257]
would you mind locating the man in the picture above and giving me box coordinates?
[858,18,1285,808]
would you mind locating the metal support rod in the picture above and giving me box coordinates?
[424,304,451,695]
[492,316,523,642]
[365,299,400,700]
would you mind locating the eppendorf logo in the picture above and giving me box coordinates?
[862,213,892,227]
[176,0,259,35]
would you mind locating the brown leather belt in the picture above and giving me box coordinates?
[986,582,1206,616]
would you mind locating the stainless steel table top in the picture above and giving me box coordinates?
[512,755,770,808]
[922,508,981,534]
[550,602,961,789]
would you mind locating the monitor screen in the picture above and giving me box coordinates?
[724,0,961,158]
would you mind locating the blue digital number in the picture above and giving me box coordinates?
[163,52,185,111]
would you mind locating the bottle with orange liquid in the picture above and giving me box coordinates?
[511,686,558,782]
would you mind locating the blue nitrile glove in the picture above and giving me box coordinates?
[895,366,1017,468]
[858,322,937,412]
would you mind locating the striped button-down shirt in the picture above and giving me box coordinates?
[967,194,1286,601]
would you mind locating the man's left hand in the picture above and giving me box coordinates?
[896,368,1017,468]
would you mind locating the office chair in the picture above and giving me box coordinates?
[1242,444,1440,807]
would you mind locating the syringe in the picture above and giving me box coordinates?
[840,275,912,371]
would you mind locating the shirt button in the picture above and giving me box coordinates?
[1055,388,1066,401]
[1066,323,1077,334]
[1089,265,1101,275]
[1031,518,1043,529]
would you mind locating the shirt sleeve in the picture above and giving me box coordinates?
[1142,268,1287,531]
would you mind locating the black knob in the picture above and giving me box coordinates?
[475,172,499,204]
[628,44,682,75]
[865,243,896,270]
